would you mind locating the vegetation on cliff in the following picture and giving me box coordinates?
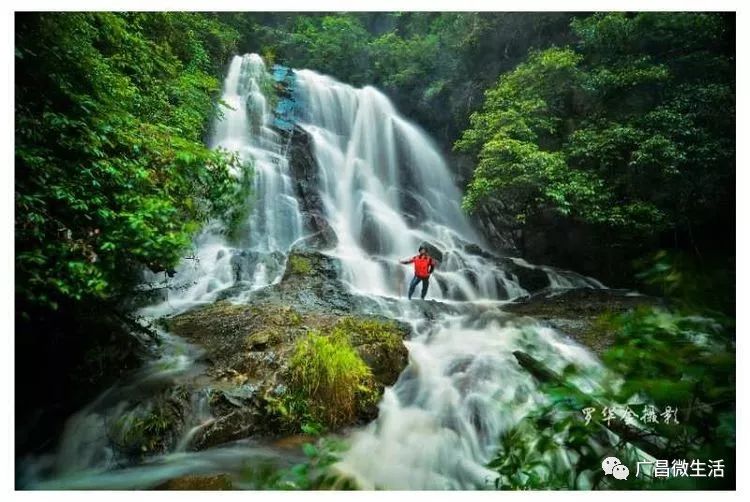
[457,13,733,267]
[15,11,247,454]
[16,13,245,315]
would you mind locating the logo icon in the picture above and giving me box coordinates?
[612,464,630,480]
[602,456,629,480]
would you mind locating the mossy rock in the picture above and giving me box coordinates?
[157,473,233,490]
[288,255,313,275]
[286,329,374,428]
[333,316,408,386]
[245,329,282,350]
[109,396,185,460]
[167,301,411,442]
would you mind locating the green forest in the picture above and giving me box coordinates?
[15,12,735,491]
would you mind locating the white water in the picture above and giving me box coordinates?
[140,54,303,318]
[20,55,609,490]
[290,69,605,488]
[19,54,307,490]
[298,70,524,301]
[335,304,602,489]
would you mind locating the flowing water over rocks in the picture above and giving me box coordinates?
[19,54,640,490]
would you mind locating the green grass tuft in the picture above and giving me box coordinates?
[288,329,374,427]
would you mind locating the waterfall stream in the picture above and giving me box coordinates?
[140,54,303,318]
[19,54,607,490]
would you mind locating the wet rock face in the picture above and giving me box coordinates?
[191,408,266,451]
[253,251,386,315]
[287,126,332,240]
[469,199,522,256]
[504,288,663,355]
[470,201,649,289]
[229,249,286,283]
[461,242,551,293]
[166,251,411,450]
[500,261,551,293]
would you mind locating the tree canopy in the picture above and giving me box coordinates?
[456,13,734,246]
[16,13,245,312]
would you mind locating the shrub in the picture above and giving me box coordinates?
[487,306,735,489]
[289,330,374,427]
[15,13,244,313]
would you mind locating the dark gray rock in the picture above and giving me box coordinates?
[191,408,266,450]
[504,288,663,355]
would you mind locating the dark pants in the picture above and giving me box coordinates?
[408,275,430,300]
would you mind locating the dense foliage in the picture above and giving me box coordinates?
[16,13,244,314]
[456,13,734,260]
[489,258,735,490]
[222,12,734,288]
[224,12,577,149]
[14,11,735,489]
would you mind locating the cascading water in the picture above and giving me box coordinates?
[294,69,599,301]
[291,70,605,488]
[18,54,307,489]
[20,54,609,490]
[141,54,303,318]
[334,307,603,489]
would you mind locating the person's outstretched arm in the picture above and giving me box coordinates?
[400,257,414,265]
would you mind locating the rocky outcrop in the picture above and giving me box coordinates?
[461,242,552,293]
[287,126,337,249]
[504,288,663,355]
[469,198,523,256]
[165,250,411,450]
[471,201,656,289]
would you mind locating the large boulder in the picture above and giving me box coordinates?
[165,251,412,449]
[167,301,410,448]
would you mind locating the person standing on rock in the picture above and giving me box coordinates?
[400,246,437,300]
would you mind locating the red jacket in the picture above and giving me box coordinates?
[406,255,434,278]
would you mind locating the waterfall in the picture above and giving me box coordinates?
[18,54,308,488]
[19,54,607,490]
[141,54,303,317]
[295,70,598,301]
[333,307,602,489]
[289,68,604,488]
[141,56,599,317]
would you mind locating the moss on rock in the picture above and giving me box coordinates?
[157,473,233,490]
[288,329,375,428]
[167,301,410,442]
[288,255,313,275]
[333,316,407,386]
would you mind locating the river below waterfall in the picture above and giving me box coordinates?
[18,54,612,490]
